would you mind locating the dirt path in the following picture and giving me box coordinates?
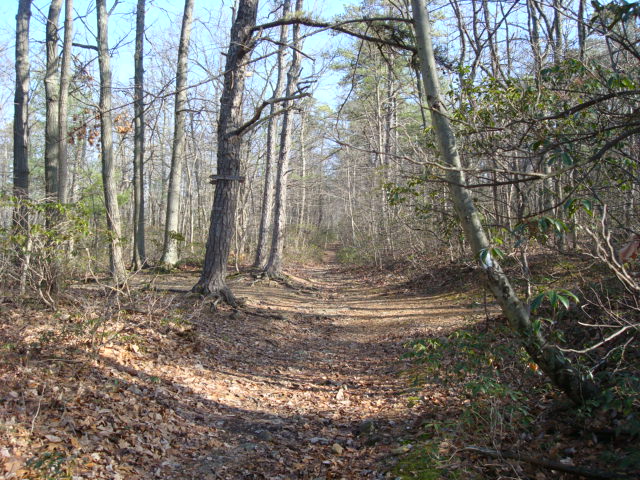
[5,254,634,479]
[0,253,488,480]
[135,253,484,479]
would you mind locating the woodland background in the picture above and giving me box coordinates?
[1,0,640,478]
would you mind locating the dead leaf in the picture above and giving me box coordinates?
[391,445,412,455]
[2,455,25,474]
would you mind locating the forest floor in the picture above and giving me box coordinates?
[1,249,637,479]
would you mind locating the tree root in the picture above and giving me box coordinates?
[192,282,239,309]
[242,307,285,320]
[259,271,318,293]
[463,445,638,479]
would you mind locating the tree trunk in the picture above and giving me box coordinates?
[527,0,542,86]
[13,0,31,208]
[133,0,147,270]
[160,0,195,268]
[45,0,62,202]
[254,1,290,268]
[347,156,357,244]
[97,0,126,284]
[265,0,304,278]
[298,108,307,246]
[58,0,73,204]
[13,0,31,294]
[577,0,586,61]
[411,0,599,404]
[482,0,501,79]
[192,0,259,303]
[552,0,564,65]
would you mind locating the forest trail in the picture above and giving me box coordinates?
[139,250,483,479]
[1,251,490,480]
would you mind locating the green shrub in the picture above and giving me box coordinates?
[336,245,368,264]
[0,195,90,308]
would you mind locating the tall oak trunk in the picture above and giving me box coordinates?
[45,0,62,202]
[160,0,195,267]
[97,0,126,284]
[58,0,73,204]
[133,0,147,269]
[13,0,31,208]
[13,0,32,295]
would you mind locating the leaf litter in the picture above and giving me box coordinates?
[1,254,635,479]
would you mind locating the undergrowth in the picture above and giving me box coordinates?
[395,252,640,479]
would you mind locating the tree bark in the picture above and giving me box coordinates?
[160,0,195,268]
[482,0,501,79]
[13,0,31,209]
[527,0,542,86]
[97,0,127,284]
[253,1,290,269]
[298,108,307,241]
[133,0,147,270]
[12,0,31,294]
[58,0,73,204]
[552,0,564,65]
[45,0,62,202]
[193,0,259,302]
[577,0,586,61]
[265,0,304,278]
[411,0,599,404]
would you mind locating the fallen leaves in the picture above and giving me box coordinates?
[2,262,630,479]
[1,272,412,479]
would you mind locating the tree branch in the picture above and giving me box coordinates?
[72,42,98,51]
[256,36,315,61]
[251,16,415,53]
[559,325,636,354]
[463,446,637,479]
[539,90,640,122]
[230,93,311,137]
[108,0,121,17]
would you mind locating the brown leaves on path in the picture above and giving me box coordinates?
[0,259,484,479]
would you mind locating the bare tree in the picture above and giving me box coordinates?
[265,0,304,278]
[13,0,31,209]
[58,0,73,204]
[193,0,260,303]
[297,108,307,244]
[133,0,147,269]
[45,0,62,202]
[577,0,586,61]
[97,0,126,284]
[254,0,290,269]
[160,0,196,268]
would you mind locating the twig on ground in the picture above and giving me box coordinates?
[463,445,637,479]
[30,383,46,435]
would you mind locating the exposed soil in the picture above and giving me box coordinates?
[4,250,634,480]
[1,251,490,479]
[137,250,490,478]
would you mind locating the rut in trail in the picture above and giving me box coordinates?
[142,253,475,479]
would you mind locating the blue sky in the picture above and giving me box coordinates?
[0,0,357,120]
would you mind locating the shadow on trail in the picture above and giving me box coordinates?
[94,328,405,479]
[94,254,487,478]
